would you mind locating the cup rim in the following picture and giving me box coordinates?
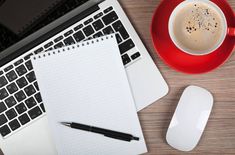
[168,0,228,56]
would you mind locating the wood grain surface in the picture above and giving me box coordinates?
[1,0,234,155]
[117,0,235,154]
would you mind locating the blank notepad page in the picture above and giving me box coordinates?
[31,35,147,155]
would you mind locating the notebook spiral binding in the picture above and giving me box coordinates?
[33,35,115,60]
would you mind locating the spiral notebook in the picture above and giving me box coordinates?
[31,35,147,155]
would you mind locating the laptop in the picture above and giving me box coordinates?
[0,0,169,154]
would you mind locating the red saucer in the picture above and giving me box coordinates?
[151,0,235,74]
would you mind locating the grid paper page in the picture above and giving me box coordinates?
[31,35,147,155]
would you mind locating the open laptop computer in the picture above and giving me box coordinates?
[0,0,168,154]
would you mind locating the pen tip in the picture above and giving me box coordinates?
[60,122,71,127]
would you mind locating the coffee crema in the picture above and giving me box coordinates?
[172,2,225,52]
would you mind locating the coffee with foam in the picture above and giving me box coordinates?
[171,1,226,54]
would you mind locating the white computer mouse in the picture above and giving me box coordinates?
[166,85,213,152]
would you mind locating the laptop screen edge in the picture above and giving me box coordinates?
[0,0,103,67]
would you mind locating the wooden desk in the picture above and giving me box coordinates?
[118,0,235,154]
[0,1,234,155]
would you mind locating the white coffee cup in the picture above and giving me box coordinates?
[168,0,228,56]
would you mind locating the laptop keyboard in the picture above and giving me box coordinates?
[0,6,141,137]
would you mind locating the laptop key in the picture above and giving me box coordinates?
[34,47,43,54]
[0,114,7,126]
[15,103,27,114]
[92,19,104,31]
[104,6,113,14]
[4,65,13,72]
[24,85,36,97]
[0,88,9,100]
[131,52,141,60]
[103,26,114,35]
[122,54,131,65]
[34,82,39,91]
[18,113,30,125]
[26,71,36,83]
[0,71,3,75]
[73,31,85,42]
[5,96,17,108]
[9,119,21,131]
[64,37,76,46]
[112,20,129,40]
[6,70,18,82]
[64,30,73,37]
[40,103,45,112]
[24,53,33,60]
[16,65,27,76]
[0,125,11,136]
[25,97,37,109]
[25,60,33,71]
[74,24,83,31]
[115,33,122,44]
[6,71,17,82]
[14,59,23,67]
[119,39,135,54]
[35,93,42,103]
[14,91,26,102]
[0,76,8,88]
[6,83,18,94]
[83,25,95,37]
[84,18,93,25]
[16,77,28,89]
[44,41,53,49]
[102,11,118,25]
[0,102,7,113]
[94,12,103,19]
[93,32,103,38]
[54,42,64,49]
[5,108,17,120]
[54,36,64,43]
[28,106,42,120]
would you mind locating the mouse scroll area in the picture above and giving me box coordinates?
[166,86,213,152]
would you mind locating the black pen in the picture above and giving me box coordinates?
[60,122,139,142]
